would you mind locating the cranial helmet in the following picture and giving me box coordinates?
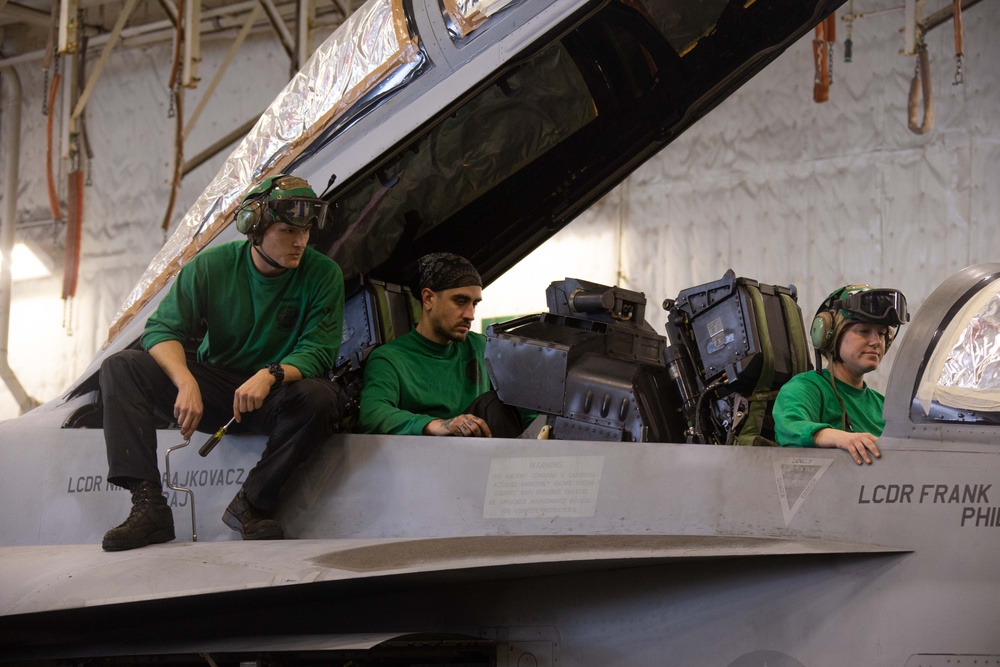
[809,284,910,360]
[234,174,328,244]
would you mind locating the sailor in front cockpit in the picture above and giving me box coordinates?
[772,285,909,465]
[357,252,529,438]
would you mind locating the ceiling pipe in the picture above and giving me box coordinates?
[0,2,50,27]
[257,0,297,67]
[0,0,348,68]
[0,66,42,414]
[920,0,983,32]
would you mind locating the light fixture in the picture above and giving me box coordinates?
[0,239,54,282]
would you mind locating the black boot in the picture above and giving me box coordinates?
[102,480,175,551]
[222,488,284,540]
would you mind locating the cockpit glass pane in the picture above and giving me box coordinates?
[441,0,520,39]
[917,282,1000,421]
[324,42,597,280]
[633,0,731,56]
[938,292,1000,391]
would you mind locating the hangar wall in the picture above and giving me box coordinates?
[483,0,1000,393]
[0,34,297,418]
[1,1,998,419]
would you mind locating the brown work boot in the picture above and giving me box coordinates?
[102,480,175,551]
[222,488,284,540]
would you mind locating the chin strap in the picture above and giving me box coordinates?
[815,350,852,433]
[252,243,286,271]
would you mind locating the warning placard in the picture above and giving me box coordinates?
[483,456,605,519]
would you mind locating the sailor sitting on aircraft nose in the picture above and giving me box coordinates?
[100,174,346,551]
[358,252,529,438]
[772,285,909,465]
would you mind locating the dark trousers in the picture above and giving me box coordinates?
[101,350,343,511]
[465,389,525,439]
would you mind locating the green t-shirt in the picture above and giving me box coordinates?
[141,240,344,378]
[358,330,491,435]
[772,368,886,447]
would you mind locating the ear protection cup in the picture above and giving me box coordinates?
[234,198,271,241]
[235,200,261,235]
[810,311,836,352]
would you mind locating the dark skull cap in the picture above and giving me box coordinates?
[416,252,483,293]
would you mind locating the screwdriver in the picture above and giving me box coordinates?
[199,416,237,457]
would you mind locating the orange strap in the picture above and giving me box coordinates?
[907,45,934,135]
[953,0,964,55]
[45,72,62,223]
[62,170,85,300]
[812,14,836,103]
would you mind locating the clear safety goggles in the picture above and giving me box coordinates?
[269,197,329,230]
[835,289,910,326]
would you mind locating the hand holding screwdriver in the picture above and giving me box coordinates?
[198,416,237,457]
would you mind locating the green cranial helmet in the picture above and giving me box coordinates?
[810,284,910,360]
[236,174,329,241]
[246,174,316,201]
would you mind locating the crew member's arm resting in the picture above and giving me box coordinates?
[232,363,304,421]
[772,373,880,465]
[358,352,436,435]
[423,414,491,437]
[142,269,205,439]
[812,427,880,465]
[147,339,202,439]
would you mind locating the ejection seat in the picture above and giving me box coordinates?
[484,278,688,443]
[482,272,810,446]
[662,269,811,446]
[334,276,423,417]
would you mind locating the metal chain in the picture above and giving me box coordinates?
[41,66,49,115]
[167,84,177,118]
[828,40,835,85]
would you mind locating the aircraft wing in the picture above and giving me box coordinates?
[2,534,908,615]
[0,535,911,659]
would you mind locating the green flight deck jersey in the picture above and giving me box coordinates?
[359,330,491,435]
[141,240,344,378]
[773,368,886,446]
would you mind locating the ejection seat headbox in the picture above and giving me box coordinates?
[664,269,811,396]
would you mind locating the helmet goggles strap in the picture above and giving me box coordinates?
[833,289,909,326]
[266,197,329,229]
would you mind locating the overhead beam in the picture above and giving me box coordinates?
[181,0,201,87]
[296,0,315,71]
[0,2,50,26]
[258,0,297,67]
[0,0,344,68]
[58,0,80,53]
[183,2,263,140]
[71,0,140,121]
[921,0,984,32]
[903,0,925,55]
[155,0,178,29]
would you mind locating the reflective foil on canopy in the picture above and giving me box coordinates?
[107,0,420,342]
[441,0,518,38]
[918,284,1000,413]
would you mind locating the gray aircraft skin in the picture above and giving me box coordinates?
[2,0,999,665]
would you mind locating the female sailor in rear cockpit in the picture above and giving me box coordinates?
[772,285,909,465]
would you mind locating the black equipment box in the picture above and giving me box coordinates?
[486,280,685,443]
[665,269,806,394]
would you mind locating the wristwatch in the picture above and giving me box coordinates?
[265,363,284,386]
